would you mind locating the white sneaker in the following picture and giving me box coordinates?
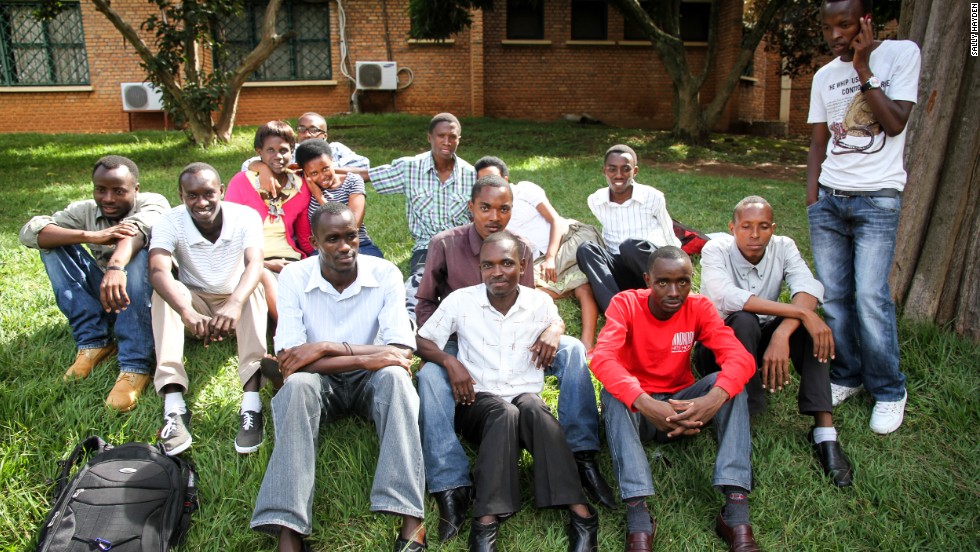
[831,383,864,407]
[870,391,908,434]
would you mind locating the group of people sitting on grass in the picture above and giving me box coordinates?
[21,2,919,548]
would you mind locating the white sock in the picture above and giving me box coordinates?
[813,426,837,444]
[241,391,262,413]
[164,392,186,416]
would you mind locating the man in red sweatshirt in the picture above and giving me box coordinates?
[590,246,759,552]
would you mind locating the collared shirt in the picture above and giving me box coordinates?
[19,192,171,269]
[415,223,535,327]
[587,182,680,255]
[274,254,415,352]
[700,234,825,324]
[368,151,475,251]
[240,141,370,173]
[149,203,264,295]
[419,284,562,401]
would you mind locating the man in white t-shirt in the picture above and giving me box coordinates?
[576,145,680,314]
[806,0,920,434]
[148,163,269,456]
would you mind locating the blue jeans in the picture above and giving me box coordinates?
[417,335,600,492]
[807,191,906,401]
[40,245,153,374]
[251,369,425,536]
[601,373,752,500]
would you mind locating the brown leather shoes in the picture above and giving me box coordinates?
[64,345,117,380]
[105,372,151,412]
[715,513,760,552]
[625,517,656,551]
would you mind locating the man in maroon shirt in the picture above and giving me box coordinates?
[590,246,758,552]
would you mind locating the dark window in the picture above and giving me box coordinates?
[623,0,712,42]
[571,0,607,41]
[0,2,89,86]
[506,0,544,39]
[679,0,711,42]
[221,0,331,82]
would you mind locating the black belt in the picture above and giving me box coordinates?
[820,185,900,198]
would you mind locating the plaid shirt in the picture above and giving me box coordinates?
[368,152,475,251]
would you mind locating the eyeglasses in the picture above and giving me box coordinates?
[296,126,326,136]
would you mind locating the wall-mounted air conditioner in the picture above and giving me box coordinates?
[356,62,398,90]
[120,82,164,112]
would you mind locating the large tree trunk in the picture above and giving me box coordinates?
[892,0,980,340]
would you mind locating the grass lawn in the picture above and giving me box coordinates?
[0,115,977,551]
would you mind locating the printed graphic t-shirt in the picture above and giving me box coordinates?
[808,40,921,192]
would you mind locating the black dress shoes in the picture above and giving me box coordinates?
[468,519,499,552]
[566,506,599,552]
[811,429,853,487]
[574,451,618,510]
[433,486,471,542]
[393,536,427,551]
[715,513,761,552]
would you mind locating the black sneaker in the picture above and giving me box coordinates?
[234,410,263,454]
[159,411,192,456]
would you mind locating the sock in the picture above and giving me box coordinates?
[241,391,262,413]
[722,486,750,526]
[812,426,838,444]
[625,499,654,534]
[163,392,186,416]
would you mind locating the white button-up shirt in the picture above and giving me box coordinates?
[274,254,415,352]
[700,234,824,324]
[587,182,680,255]
[418,284,562,401]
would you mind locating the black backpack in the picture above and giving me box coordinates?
[36,436,198,551]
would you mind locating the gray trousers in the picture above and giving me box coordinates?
[251,368,426,536]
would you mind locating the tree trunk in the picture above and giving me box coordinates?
[893,0,980,340]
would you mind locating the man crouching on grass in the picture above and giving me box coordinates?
[250,202,426,552]
[589,246,758,552]
[416,230,598,552]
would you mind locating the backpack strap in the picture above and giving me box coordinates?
[52,436,111,499]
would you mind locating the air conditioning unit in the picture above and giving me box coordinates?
[120,82,164,112]
[356,61,398,90]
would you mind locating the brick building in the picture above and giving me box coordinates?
[0,0,810,135]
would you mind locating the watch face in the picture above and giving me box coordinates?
[868,76,882,88]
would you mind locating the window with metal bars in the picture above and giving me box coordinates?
[0,2,89,86]
[219,0,331,82]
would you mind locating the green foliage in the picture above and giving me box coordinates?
[1,117,978,550]
[407,0,493,40]
[765,0,904,78]
[139,0,243,129]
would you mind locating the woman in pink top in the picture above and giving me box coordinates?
[225,121,312,321]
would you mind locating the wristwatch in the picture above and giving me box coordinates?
[860,76,882,93]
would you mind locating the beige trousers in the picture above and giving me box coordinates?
[152,282,267,394]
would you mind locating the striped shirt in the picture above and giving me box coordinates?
[274,254,415,352]
[306,173,375,246]
[587,182,680,255]
[368,152,475,251]
[149,203,264,295]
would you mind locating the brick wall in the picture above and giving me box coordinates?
[1,0,777,134]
